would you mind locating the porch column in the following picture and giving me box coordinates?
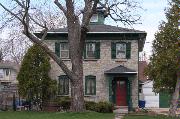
[108,76,113,103]
[127,77,132,111]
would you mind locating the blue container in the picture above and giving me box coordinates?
[139,100,146,108]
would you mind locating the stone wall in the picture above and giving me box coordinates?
[45,40,139,107]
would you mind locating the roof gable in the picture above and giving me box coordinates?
[105,65,137,74]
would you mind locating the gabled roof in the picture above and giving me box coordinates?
[104,65,137,74]
[47,24,146,33]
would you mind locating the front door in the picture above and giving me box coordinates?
[115,78,127,106]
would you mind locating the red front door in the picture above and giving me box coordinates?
[116,79,127,106]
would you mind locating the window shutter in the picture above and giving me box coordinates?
[55,42,60,57]
[126,42,131,59]
[111,42,116,59]
[85,76,88,95]
[93,76,96,95]
[95,42,100,59]
[83,43,87,59]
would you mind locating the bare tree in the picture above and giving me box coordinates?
[0,1,66,64]
[0,0,141,111]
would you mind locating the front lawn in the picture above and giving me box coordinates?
[124,115,177,119]
[0,111,114,119]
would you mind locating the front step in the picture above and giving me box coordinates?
[113,106,128,114]
[114,106,128,109]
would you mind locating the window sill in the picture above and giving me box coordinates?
[61,59,71,61]
[57,94,70,96]
[114,59,128,62]
[84,59,98,61]
[84,95,96,97]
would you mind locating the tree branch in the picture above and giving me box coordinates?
[54,0,67,17]
[0,0,76,81]
[14,0,47,29]
[0,3,23,23]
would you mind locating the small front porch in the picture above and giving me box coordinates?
[105,65,138,112]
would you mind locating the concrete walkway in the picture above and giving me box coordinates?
[114,107,128,119]
[115,114,124,119]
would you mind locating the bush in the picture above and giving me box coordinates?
[85,101,97,111]
[85,101,113,113]
[96,101,113,113]
[55,96,71,111]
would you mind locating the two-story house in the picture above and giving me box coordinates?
[35,8,146,111]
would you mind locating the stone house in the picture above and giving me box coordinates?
[35,8,146,111]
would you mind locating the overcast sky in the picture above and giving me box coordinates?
[131,0,169,59]
[135,0,168,58]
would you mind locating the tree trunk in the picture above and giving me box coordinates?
[71,76,84,112]
[168,71,180,117]
[67,17,85,111]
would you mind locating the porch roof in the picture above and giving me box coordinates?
[104,65,137,74]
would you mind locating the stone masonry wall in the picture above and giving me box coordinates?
[45,40,139,107]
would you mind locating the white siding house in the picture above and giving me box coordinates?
[142,81,159,108]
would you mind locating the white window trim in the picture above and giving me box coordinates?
[116,43,126,59]
[60,43,69,59]
[86,43,96,59]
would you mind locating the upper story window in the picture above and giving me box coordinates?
[58,75,69,95]
[90,14,98,23]
[60,43,69,58]
[55,42,69,59]
[111,42,131,59]
[86,43,96,59]
[116,43,126,59]
[55,42,100,60]
[84,42,100,59]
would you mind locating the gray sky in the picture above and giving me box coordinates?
[134,0,168,58]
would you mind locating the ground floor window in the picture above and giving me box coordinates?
[58,75,69,95]
[85,75,96,95]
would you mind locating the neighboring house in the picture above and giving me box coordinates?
[0,61,19,109]
[0,61,19,88]
[142,81,159,108]
[139,61,159,108]
[139,61,171,108]
[35,7,147,111]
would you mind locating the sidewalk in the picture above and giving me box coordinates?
[114,107,128,119]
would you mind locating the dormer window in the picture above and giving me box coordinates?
[90,14,98,23]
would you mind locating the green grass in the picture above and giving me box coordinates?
[124,115,177,119]
[0,111,114,119]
